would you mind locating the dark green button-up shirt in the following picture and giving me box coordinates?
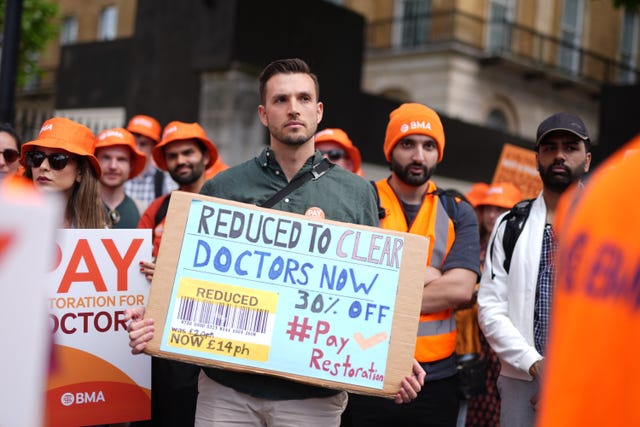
[201,147,379,226]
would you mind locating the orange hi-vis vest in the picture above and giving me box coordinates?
[376,179,457,362]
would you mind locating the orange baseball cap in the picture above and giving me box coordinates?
[478,182,522,209]
[314,128,362,173]
[94,128,147,179]
[465,182,489,207]
[153,121,219,171]
[20,117,101,178]
[126,115,162,142]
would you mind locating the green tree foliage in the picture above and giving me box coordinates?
[0,0,59,87]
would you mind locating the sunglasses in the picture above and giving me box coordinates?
[0,149,19,164]
[320,149,346,162]
[26,150,72,170]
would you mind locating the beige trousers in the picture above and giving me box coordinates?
[195,370,348,427]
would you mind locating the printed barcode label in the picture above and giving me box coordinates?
[176,296,269,336]
[166,278,278,360]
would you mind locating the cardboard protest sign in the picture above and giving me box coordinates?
[145,191,429,398]
[0,190,61,427]
[45,229,152,426]
[492,143,542,199]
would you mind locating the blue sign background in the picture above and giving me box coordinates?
[160,199,404,388]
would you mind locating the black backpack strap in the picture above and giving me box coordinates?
[154,193,172,227]
[260,158,334,208]
[369,180,386,220]
[154,168,165,199]
[432,188,465,220]
[490,198,534,278]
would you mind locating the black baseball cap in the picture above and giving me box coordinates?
[536,113,590,146]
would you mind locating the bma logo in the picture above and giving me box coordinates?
[400,121,432,133]
[99,130,124,140]
[61,392,74,406]
[40,123,54,133]
[60,390,106,406]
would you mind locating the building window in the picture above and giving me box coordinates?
[558,0,584,74]
[619,10,639,84]
[486,108,509,132]
[393,0,430,48]
[60,16,78,45]
[97,5,118,41]
[487,0,514,54]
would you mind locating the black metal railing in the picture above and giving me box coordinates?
[14,109,53,142]
[13,108,115,143]
[366,8,639,87]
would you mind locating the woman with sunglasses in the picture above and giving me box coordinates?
[20,117,106,229]
[0,123,22,181]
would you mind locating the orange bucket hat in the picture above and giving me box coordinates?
[314,128,362,173]
[478,182,522,209]
[20,117,101,178]
[465,182,489,208]
[126,115,162,142]
[153,121,219,171]
[384,103,446,163]
[95,128,147,179]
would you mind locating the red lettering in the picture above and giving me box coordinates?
[309,348,323,369]
[58,239,107,293]
[94,311,113,332]
[50,310,128,334]
[115,310,127,331]
[102,238,143,291]
[61,312,77,334]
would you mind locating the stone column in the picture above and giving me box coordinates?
[199,69,265,167]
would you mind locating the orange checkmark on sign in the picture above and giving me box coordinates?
[353,331,388,350]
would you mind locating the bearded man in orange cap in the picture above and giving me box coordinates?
[138,121,219,259]
[344,103,481,427]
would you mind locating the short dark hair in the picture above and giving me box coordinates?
[0,123,22,150]
[258,58,320,104]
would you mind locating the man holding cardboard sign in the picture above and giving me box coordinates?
[127,58,425,426]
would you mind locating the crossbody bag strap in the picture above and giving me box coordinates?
[260,158,334,208]
[154,168,165,199]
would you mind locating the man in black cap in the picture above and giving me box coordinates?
[477,113,592,427]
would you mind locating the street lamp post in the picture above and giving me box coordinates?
[0,0,24,124]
